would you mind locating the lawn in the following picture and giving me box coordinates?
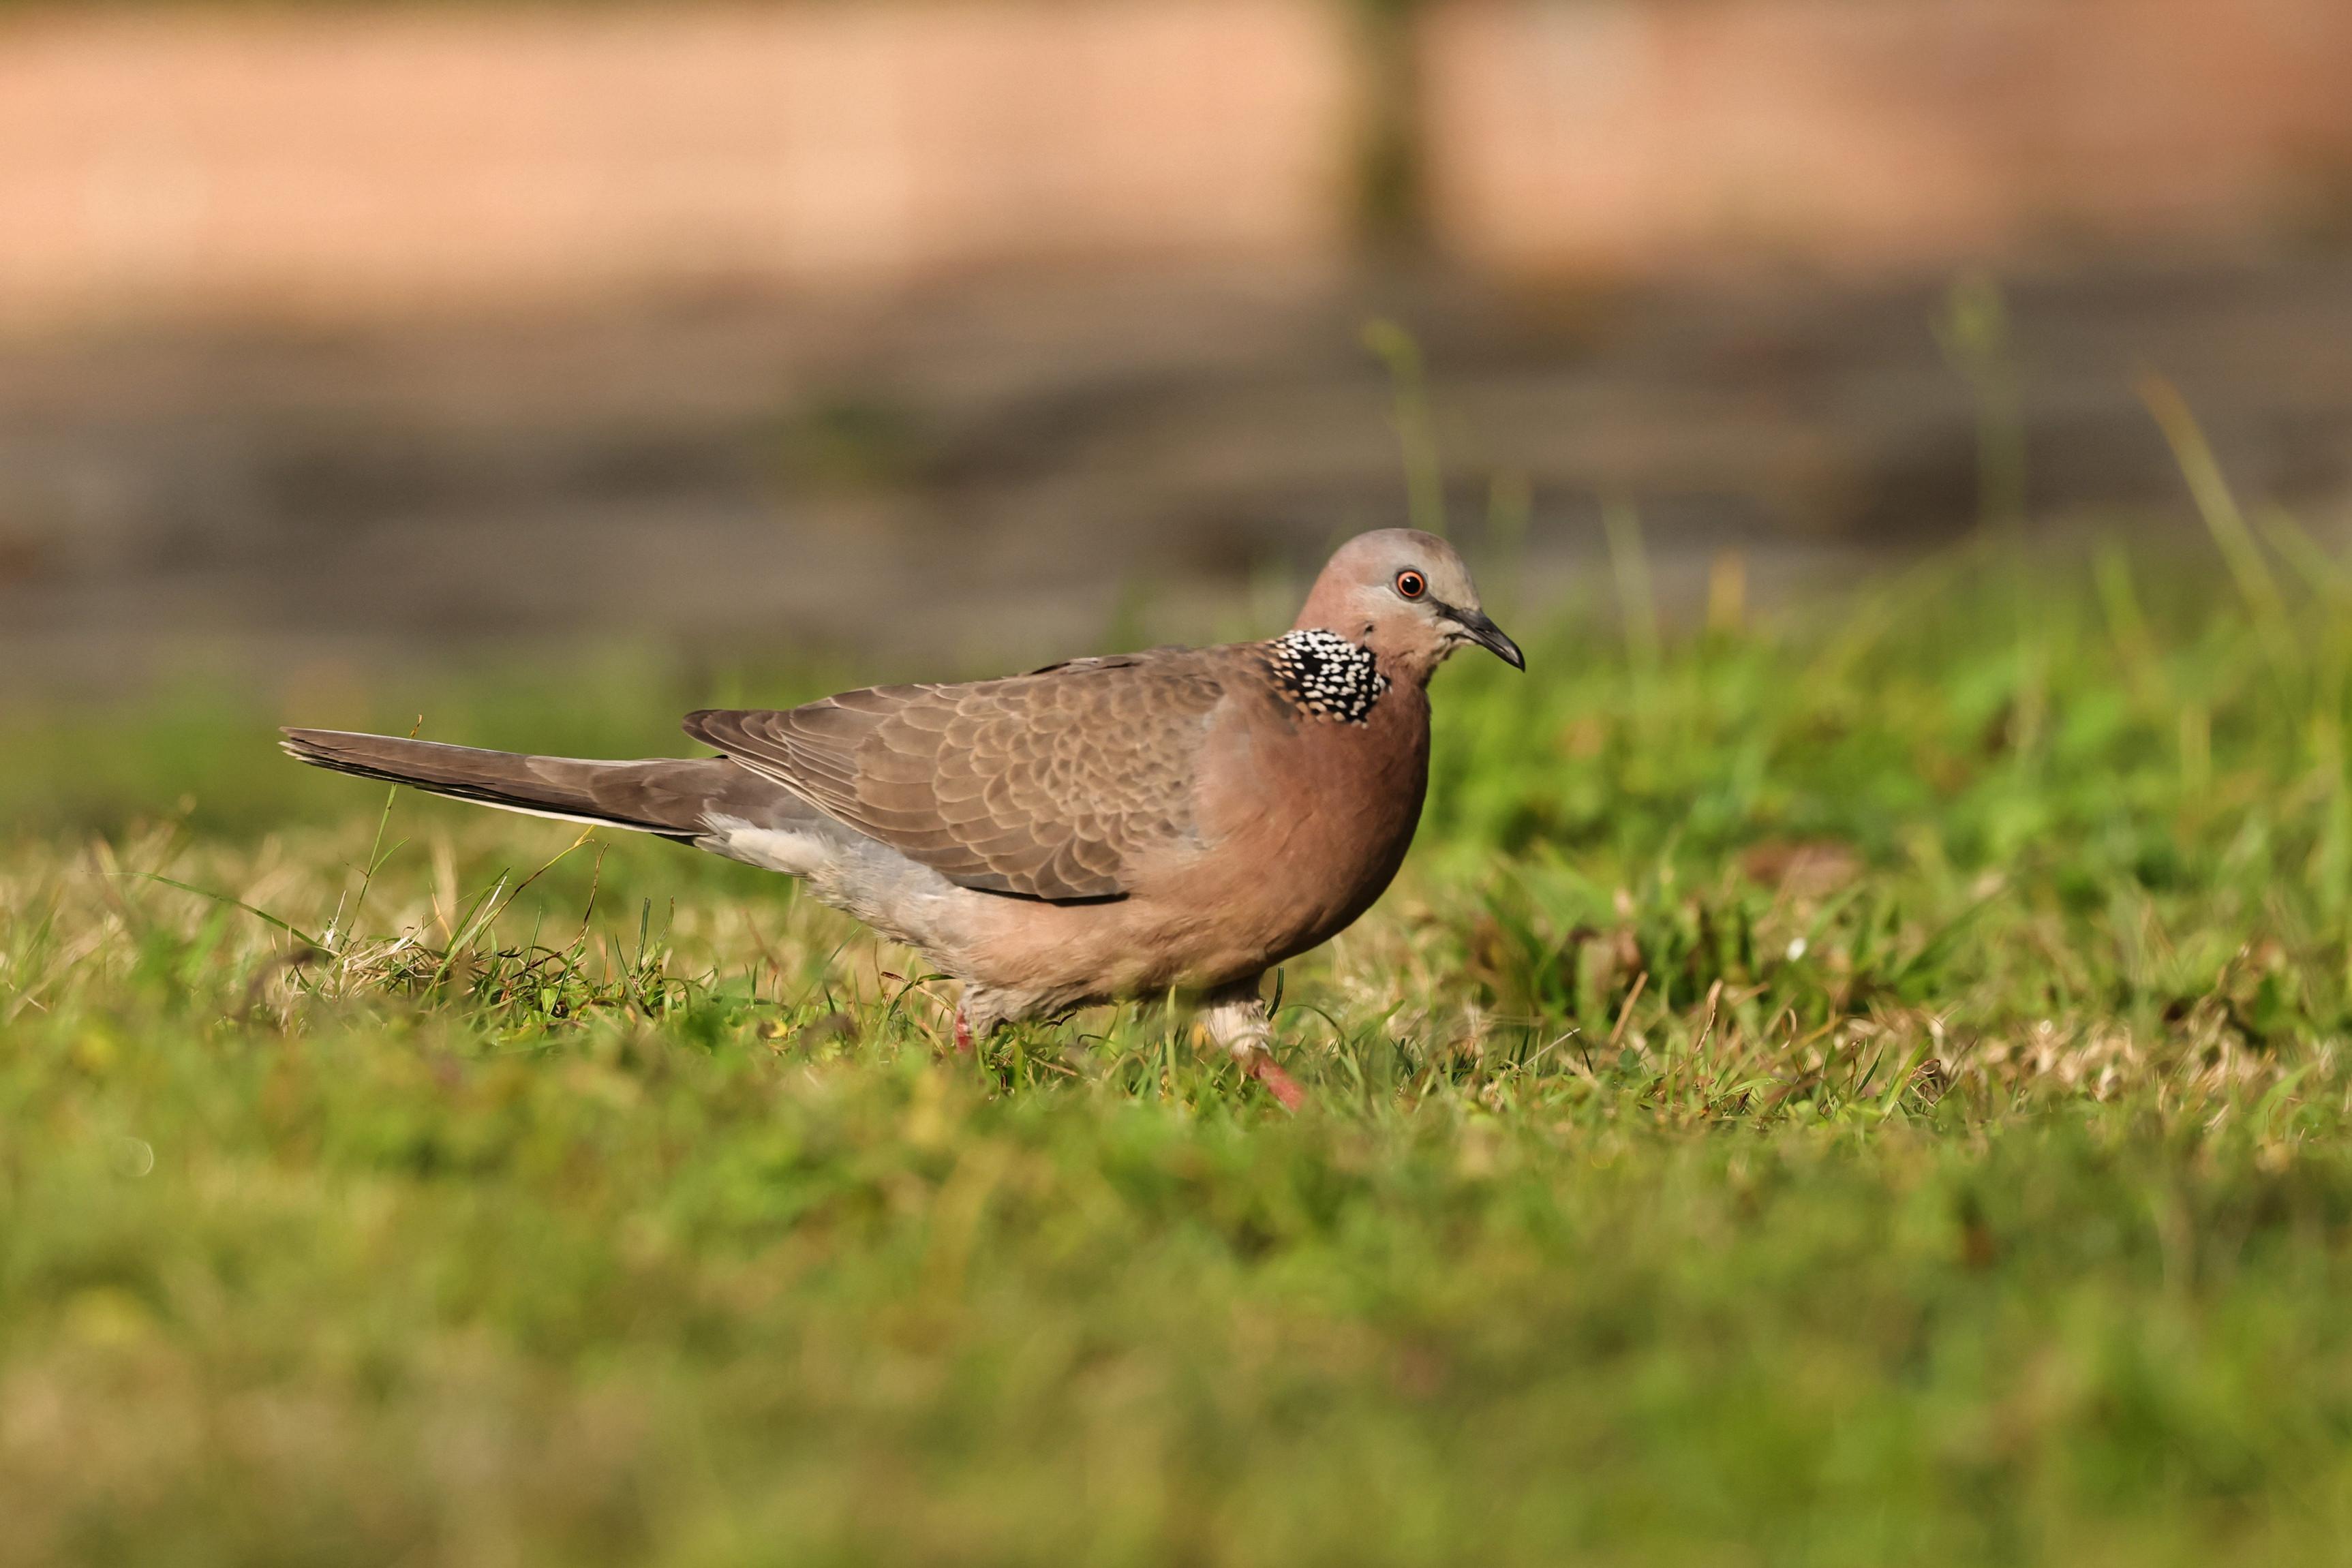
[6,499,2352,1563]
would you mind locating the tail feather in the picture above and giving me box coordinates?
[280,728,792,840]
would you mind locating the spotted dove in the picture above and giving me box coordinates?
[281,528,1522,1105]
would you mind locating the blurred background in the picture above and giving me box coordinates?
[2,0,2350,698]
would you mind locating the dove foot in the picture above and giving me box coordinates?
[1201,977,1304,1111]
[1244,1053,1307,1111]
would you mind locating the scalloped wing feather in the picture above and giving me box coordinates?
[682,651,1234,900]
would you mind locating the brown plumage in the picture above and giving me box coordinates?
[283,528,1522,1105]
[681,651,1228,900]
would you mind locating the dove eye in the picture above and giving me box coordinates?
[1394,570,1427,600]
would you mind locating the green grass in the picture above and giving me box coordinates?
[9,517,2352,1564]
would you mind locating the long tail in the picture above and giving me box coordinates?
[280,728,801,841]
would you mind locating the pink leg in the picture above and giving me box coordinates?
[953,1009,975,1054]
[1202,980,1305,1112]
[1246,1054,1307,1112]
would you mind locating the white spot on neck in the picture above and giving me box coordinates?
[1266,630,1389,724]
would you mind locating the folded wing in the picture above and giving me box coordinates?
[684,652,1230,900]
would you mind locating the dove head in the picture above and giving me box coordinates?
[1292,528,1524,684]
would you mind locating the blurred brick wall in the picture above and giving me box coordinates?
[1421,0,2352,275]
[0,0,1355,326]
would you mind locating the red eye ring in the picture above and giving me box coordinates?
[1394,570,1427,600]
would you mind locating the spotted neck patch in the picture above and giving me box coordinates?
[1265,629,1390,724]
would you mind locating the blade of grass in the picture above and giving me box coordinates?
[1363,318,1447,538]
[2141,373,2300,692]
[112,870,323,950]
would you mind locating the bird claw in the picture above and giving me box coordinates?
[1246,1053,1307,1111]
[953,1011,975,1054]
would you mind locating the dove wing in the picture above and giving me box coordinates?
[683,651,1234,900]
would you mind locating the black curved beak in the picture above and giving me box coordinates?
[1444,604,1525,670]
